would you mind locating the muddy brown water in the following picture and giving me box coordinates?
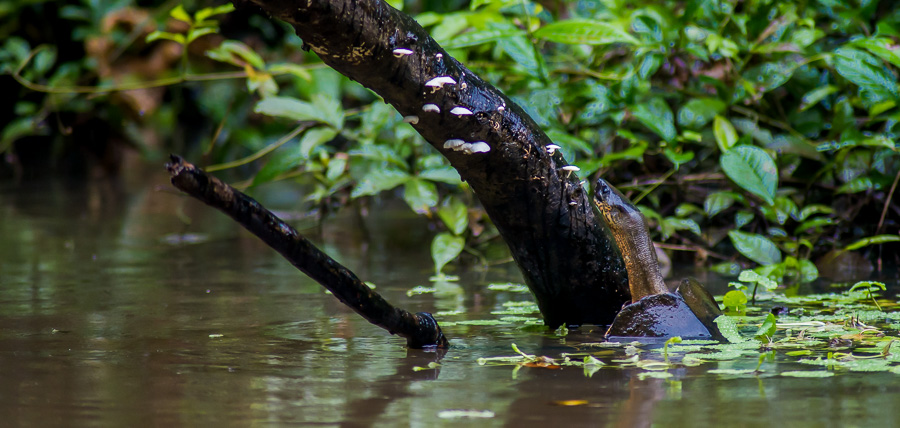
[2,171,899,427]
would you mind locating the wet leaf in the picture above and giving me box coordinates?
[833,47,900,103]
[677,97,726,129]
[714,315,746,343]
[720,146,777,205]
[632,98,676,142]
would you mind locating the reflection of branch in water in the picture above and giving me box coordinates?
[166,155,447,348]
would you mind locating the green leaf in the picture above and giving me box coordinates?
[325,156,347,182]
[720,146,777,205]
[704,191,740,218]
[255,96,344,129]
[663,148,694,168]
[714,315,746,343]
[735,211,754,229]
[445,28,524,48]
[351,168,410,198]
[546,129,593,157]
[798,259,818,283]
[146,31,185,45]
[723,291,748,311]
[194,4,234,22]
[843,235,900,251]
[169,5,192,24]
[267,63,312,81]
[32,46,56,75]
[437,196,469,235]
[713,115,738,152]
[432,232,465,275]
[728,230,782,265]
[419,166,462,185]
[632,98,675,142]
[206,40,265,69]
[403,179,438,214]
[299,127,338,158]
[754,313,777,341]
[799,85,838,111]
[187,27,217,44]
[834,47,900,103]
[252,152,298,186]
[853,37,900,70]
[534,19,638,45]
[677,98,726,129]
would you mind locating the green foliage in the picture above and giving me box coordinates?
[3,0,898,276]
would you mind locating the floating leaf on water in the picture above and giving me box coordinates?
[406,286,437,296]
[708,368,758,376]
[780,370,835,378]
[487,283,530,292]
[638,371,673,380]
[437,410,495,419]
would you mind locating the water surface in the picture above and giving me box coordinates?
[2,171,899,427]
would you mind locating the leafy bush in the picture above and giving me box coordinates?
[2,0,898,283]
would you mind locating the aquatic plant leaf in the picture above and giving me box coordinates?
[720,146,777,205]
[638,371,673,380]
[755,313,777,341]
[781,370,834,378]
[714,315,746,343]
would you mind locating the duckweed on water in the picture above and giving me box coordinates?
[472,280,900,378]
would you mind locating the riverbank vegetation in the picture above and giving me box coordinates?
[2,0,898,285]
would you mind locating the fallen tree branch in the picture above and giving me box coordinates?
[166,155,447,348]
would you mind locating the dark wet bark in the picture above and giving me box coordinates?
[234,0,631,328]
[166,155,447,348]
